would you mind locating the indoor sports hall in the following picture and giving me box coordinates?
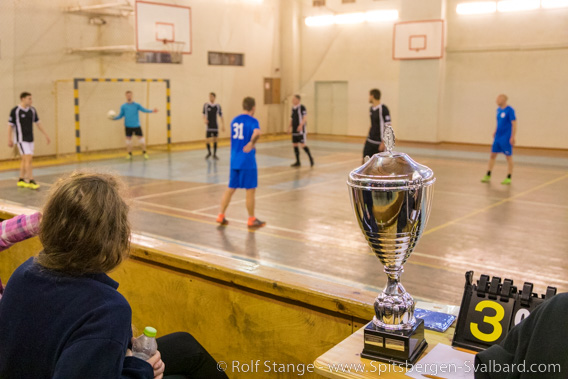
[0,1,567,378]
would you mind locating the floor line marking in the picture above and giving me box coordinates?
[423,173,568,237]
[131,158,359,201]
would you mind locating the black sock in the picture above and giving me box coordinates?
[507,174,511,179]
[294,147,300,163]
[29,179,36,185]
[206,144,211,154]
[128,152,132,155]
[487,171,491,176]
[214,142,217,155]
[143,150,146,154]
[303,146,313,161]
[18,178,25,182]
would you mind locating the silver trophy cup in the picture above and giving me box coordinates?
[347,125,435,363]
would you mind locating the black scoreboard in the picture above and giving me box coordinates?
[452,271,557,352]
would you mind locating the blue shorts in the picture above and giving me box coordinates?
[229,168,258,189]
[492,139,513,156]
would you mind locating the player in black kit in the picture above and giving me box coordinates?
[362,89,391,163]
[289,95,314,167]
[202,92,225,160]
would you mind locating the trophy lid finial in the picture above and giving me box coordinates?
[384,124,395,154]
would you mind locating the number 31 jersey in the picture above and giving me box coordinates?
[230,114,260,170]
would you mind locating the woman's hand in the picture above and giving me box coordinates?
[147,351,165,379]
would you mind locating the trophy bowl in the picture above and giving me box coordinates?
[347,126,435,363]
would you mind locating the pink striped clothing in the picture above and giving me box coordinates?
[0,212,41,297]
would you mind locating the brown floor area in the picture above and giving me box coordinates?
[0,137,566,305]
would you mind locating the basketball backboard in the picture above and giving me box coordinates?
[393,20,444,60]
[135,1,192,54]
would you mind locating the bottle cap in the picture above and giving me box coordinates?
[143,326,157,338]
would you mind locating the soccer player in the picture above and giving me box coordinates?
[363,89,391,163]
[289,95,314,167]
[216,97,265,228]
[7,92,51,190]
[482,94,517,185]
[203,92,225,160]
[112,91,157,160]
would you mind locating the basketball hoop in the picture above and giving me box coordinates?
[163,40,185,64]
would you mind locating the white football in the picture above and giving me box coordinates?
[107,110,117,120]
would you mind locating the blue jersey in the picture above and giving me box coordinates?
[230,114,260,170]
[495,106,516,140]
[115,102,153,128]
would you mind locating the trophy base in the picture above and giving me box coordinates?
[361,318,428,365]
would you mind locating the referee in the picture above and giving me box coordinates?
[289,95,314,167]
[363,89,391,162]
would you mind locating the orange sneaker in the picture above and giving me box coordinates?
[247,218,266,228]
[216,214,228,226]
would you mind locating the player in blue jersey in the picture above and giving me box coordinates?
[216,97,266,228]
[112,91,158,160]
[482,94,517,185]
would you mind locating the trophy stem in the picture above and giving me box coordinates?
[383,267,403,296]
[373,265,416,330]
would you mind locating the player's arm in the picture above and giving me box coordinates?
[139,104,156,113]
[299,113,307,131]
[114,106,125,120]
[203,104,208,125]
[35,121,51,145]
[218,106,225,132]
[510,120,517,146]
[7,123,14,148]
[243,129,261,153]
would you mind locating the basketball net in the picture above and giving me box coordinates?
[162,40,185,64]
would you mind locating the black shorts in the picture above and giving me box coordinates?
[363,140,381,158]
[292,133,306,144]
[206,131,219,138]
[125,127,143,137]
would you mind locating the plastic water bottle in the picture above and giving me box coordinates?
[132,326,158,360]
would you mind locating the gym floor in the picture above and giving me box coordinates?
[1,136,567,305]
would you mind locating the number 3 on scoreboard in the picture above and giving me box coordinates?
[470,300,505,342]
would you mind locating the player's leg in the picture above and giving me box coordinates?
[19,149,39,190]
[291,132,301,167]
[26,154,39,190]
[217,169,239,225]
[245,169,265,228]
[362,141,379,164]
[217,188,236,225]
[17,151,26,187]
[125,126,134,159]
[300,135,314,167]
[482,153,498,183]
[246,189,255,218]
[205,133,212,159]
[136,127,148,159]
[483,139,502,182]
[502,155,513,185]
[212,135,219,160]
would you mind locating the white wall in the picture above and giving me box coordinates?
[299,0,401,139]
[296,0,568,149]
[2,0,568,160]
[443,1,568,148]
[0,0,282,159]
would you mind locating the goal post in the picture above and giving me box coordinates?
[73,78,171,154]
